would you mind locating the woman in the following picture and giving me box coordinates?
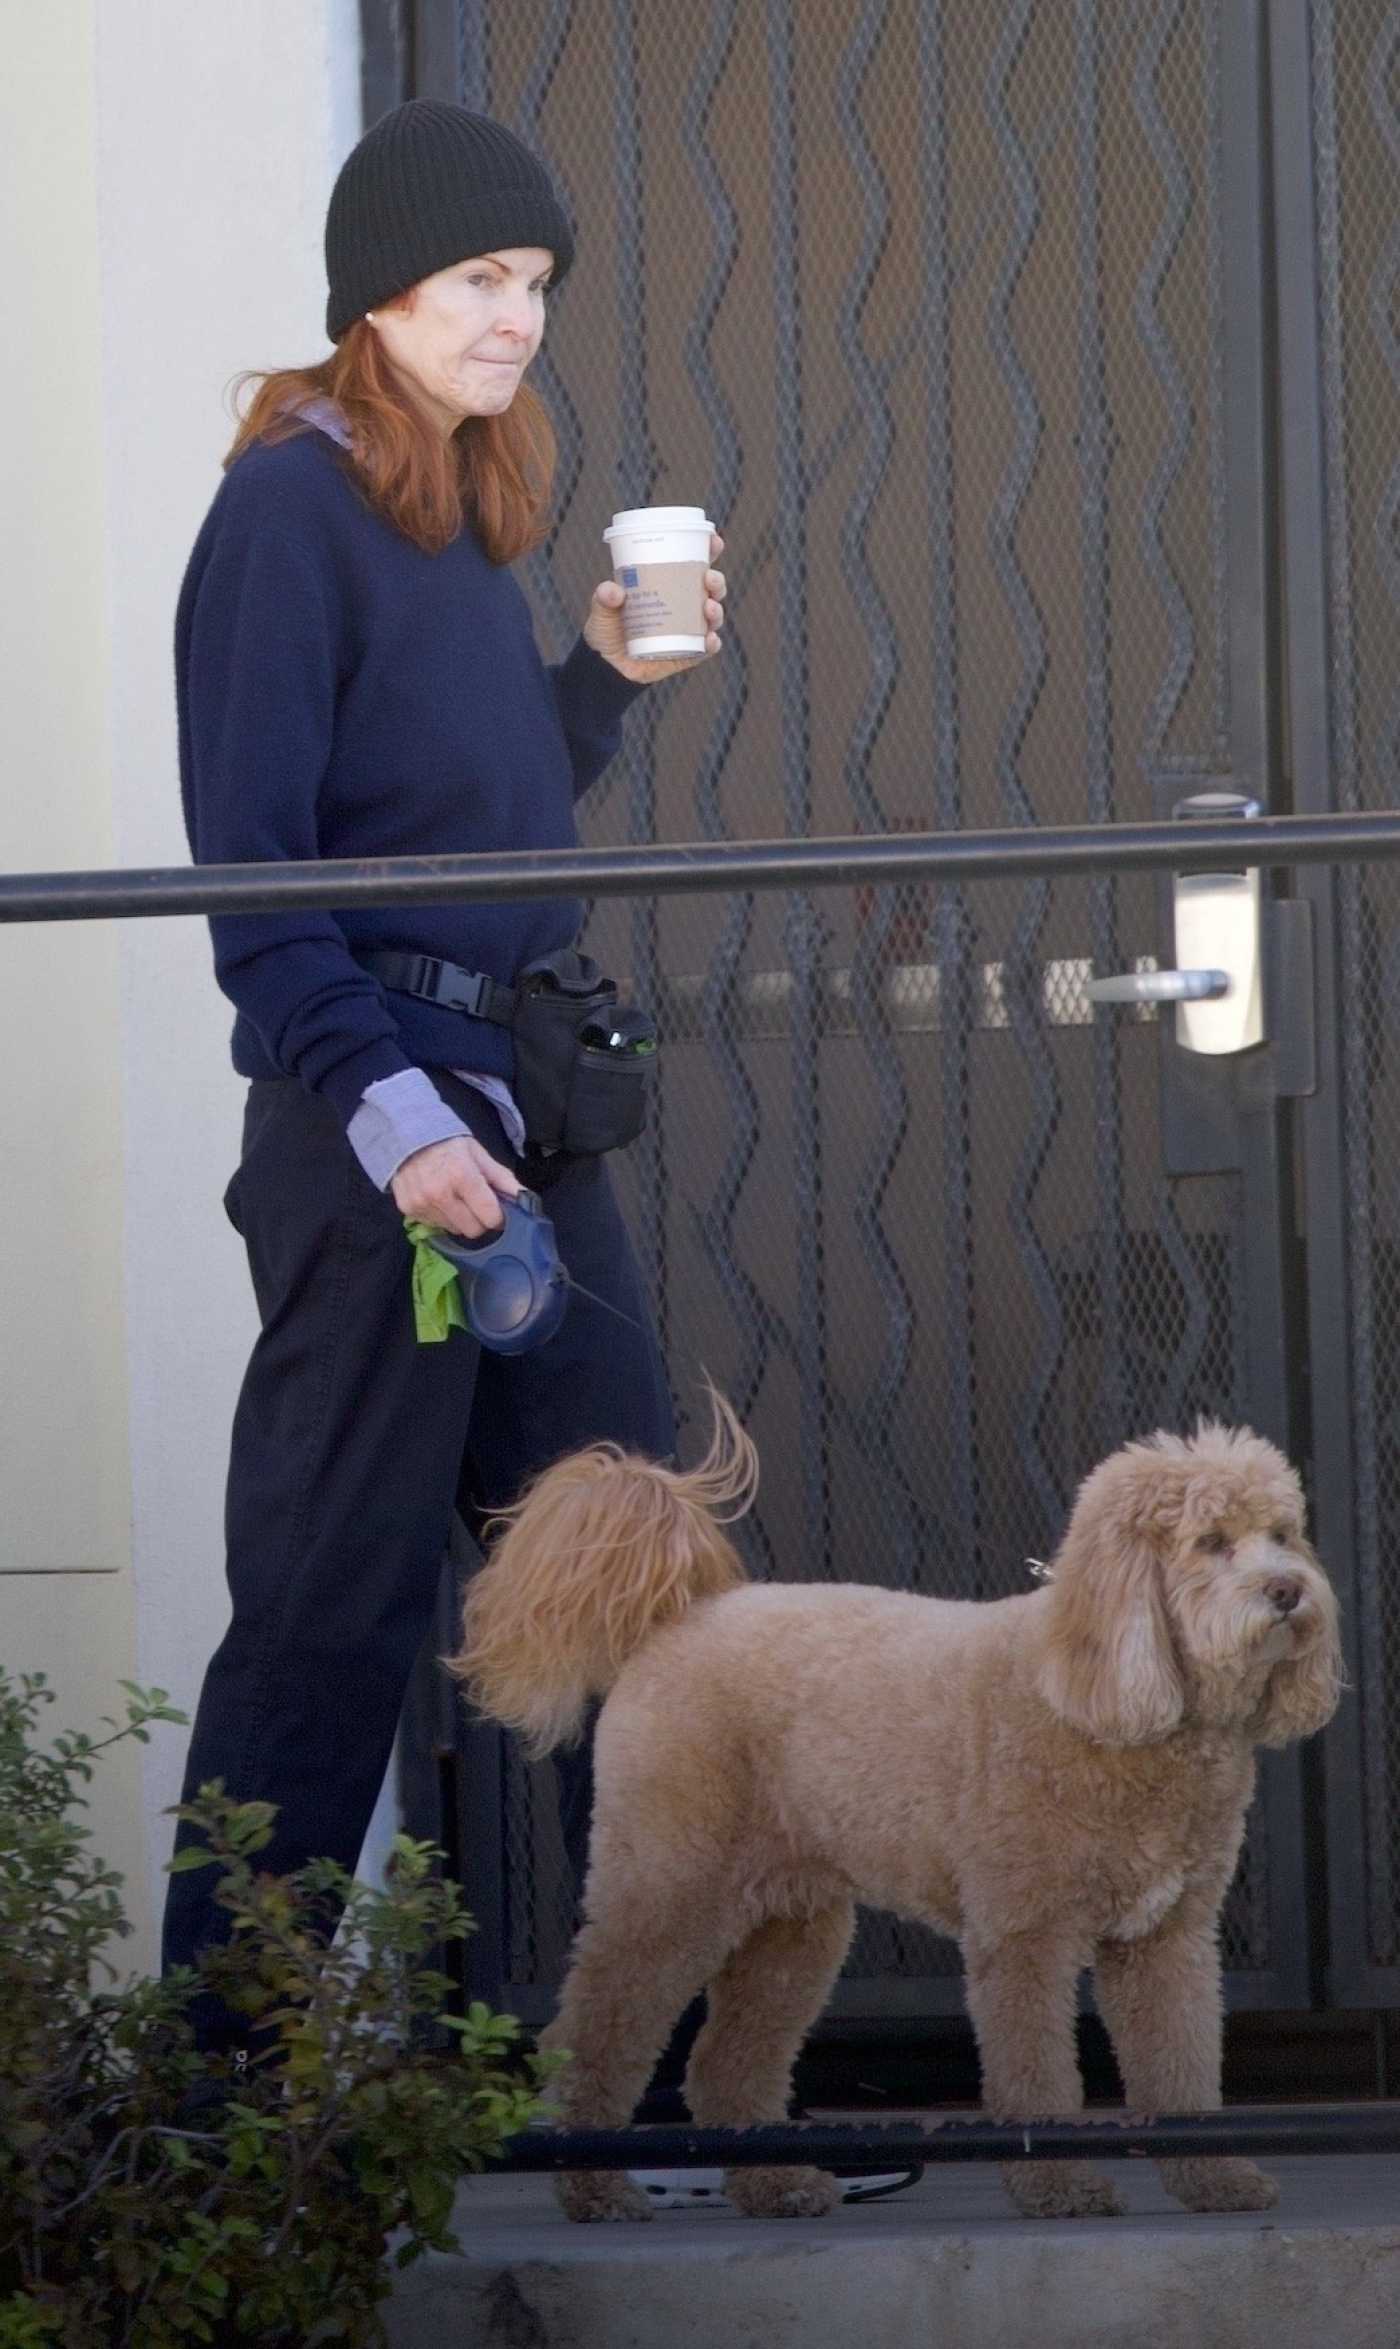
[165,102,919,2208]
[161,99,726,2053]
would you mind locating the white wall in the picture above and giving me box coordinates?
[96,0,363,1941]
[1,0,364,1973]
[1,2,143,1956]
[0,17,129,1565]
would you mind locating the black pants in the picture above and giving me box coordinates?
[161,1073,675,2050]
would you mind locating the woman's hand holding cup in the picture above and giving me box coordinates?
[586,515,726,684]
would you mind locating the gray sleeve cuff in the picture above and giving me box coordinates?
[348,1067,472,1191]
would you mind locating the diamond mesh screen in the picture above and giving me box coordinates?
[400,0,1283,2004]
[1309,0,1400,1974]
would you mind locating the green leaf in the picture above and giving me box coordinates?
[167,1847,218,1874]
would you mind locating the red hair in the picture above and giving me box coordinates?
[226,317,556,562]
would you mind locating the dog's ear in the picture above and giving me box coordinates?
[1035,1451,1184,1745]
[1255,1548,1344,1747]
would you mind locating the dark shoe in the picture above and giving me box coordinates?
[628,2162,922,2208]
[828,2163,923,2203]
[628,2107,922,2208]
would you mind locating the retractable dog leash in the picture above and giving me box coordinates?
[426,1189,647,1356]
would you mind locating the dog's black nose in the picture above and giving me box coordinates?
[1267,1577,1301,1616]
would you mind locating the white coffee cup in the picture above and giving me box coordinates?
[603,505,714,658]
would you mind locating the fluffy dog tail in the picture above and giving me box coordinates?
[452,1387,755,1755]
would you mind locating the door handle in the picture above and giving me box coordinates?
[1086,968,1229,1006]
[1088,790,1264,1055]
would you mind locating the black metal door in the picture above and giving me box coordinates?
[1274,0,1400,2011]
[381,0,1384,2024]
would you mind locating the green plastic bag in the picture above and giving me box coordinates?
[403,1218,468,1344]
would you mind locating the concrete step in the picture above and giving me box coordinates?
[384,2151,1400,2349]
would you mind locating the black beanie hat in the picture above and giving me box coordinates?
[325,100,575,342]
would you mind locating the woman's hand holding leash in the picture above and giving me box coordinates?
[391,1133,519,1238]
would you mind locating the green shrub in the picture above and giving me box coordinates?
[0,1670,552,2346]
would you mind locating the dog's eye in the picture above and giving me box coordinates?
[1198,1529,1231,1555]
[1271,1523,1295,1546]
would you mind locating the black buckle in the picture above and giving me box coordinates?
[401,953,440,1000]
[418,956,487,1016]
[363,948,499,1018]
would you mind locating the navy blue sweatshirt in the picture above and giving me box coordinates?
[176,425,642,1123]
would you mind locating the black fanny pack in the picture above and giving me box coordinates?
[356,947,657,1156]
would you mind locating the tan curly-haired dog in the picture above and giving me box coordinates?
[454,1394,1341,2224]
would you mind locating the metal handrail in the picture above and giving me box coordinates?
[495,2104,1400,2170]
[7,807,1400,923]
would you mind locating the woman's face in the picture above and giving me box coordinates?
[370,246,554,434]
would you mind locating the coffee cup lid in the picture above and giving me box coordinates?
[604,505,713,539]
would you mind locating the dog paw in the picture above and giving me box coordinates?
[555,2171,654,2224]
[725,2164,841,2219]
[1159,2156,1279,2214]
[1000,2160,1126,2220]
